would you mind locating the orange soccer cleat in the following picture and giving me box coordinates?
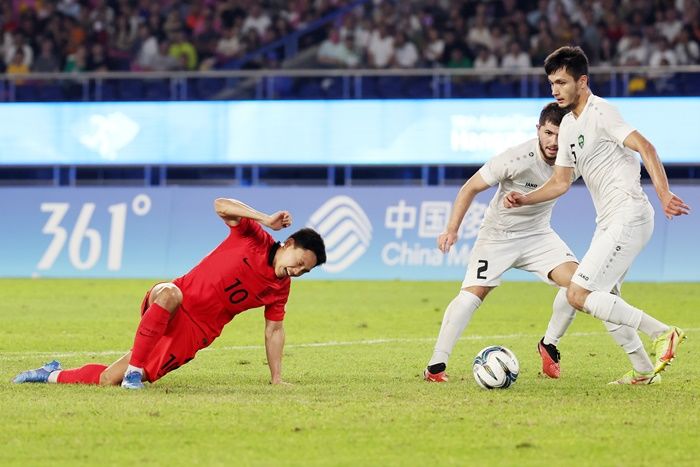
[537,338,561,379]
[423,363,449,383]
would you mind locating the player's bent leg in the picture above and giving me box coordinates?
[126,283,183,387]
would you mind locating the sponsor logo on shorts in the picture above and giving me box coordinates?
[577,273,590,281]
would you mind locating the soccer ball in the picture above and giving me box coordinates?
[472,345,520,389]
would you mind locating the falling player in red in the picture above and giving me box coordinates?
[14,198,327,389]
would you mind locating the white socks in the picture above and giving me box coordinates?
[583,291,643,329]
[638,315,670,340]
[583,291,668,339]
[428,290,482,366]
[47,371,61,384]
[603,321,654,373]
[543,288,576,346]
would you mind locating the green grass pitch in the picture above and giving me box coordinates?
[1,279,698,466]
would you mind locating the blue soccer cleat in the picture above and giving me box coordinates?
[13,360,62,384]
[121,370,145,390]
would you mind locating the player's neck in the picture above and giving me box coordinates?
[571,88,592,118]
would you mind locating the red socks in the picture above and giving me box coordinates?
[129,302,171,368]
[56,364,108,385]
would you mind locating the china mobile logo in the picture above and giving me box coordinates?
[307,196,372,273]
[79,112,140,160]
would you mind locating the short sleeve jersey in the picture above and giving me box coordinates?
[555,94,653,227]
[478,138,558,239]
[173,218,291,342]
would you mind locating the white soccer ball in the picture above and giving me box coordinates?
[472,345,520,389]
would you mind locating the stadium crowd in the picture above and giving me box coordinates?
[1,0,699,78]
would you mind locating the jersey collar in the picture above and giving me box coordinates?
[267,242,281,267]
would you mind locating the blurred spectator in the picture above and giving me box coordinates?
[423,27,444,66]
[112,13,137,56]
[86,42,109,71]
[658,8,683,43]
[169,29,197,70]
[392,32,419,68]
[7,48,29,82]
[242,3,271,39]
[316,29,358,68]
[531,29,556,66]
[675,28,700,64]
[64,45,86,72]
[32,37,60,72]
[649,37,679,67]
[501,42,530,70]
[57,0,80,19]
[474,47,498,72]
[367,23,394,68]
[150,40,180,72]
[133,24,159,70]
[618,33,649,65]
[217,27,242,62]
[4,32,33,68]
[447,47,471,69]
[467,14,491,51]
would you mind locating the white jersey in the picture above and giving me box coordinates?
[556,94,653,227]
[478,138,558,239]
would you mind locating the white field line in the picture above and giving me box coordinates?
[1,328,696,362]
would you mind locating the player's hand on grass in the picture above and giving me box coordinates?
[504,191,526,208]
[267,211,292,230]
[659,191,690,219]
[437,231,458,253]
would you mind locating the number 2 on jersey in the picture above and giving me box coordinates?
[476,260,488,279]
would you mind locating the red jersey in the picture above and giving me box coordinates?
[173,218,291,342]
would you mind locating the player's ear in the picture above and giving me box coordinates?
[284,238,295,248]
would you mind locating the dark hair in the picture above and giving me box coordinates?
[544,46,589,81]
[538,101,568,126]
[289,228,327,267]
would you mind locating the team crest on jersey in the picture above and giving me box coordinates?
[578,135,585,148]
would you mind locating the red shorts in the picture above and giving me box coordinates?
[139,286,209,383]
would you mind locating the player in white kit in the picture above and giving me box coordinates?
[505,46,690,385]
[423,102,581,383]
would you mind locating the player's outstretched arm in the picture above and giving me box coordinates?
[264,319,286,385]
[214,198,292,230]
[623,131,691,219]
[438,172,491,253]
[504,166,573,208]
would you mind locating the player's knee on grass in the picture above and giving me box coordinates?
[152,283,182,312]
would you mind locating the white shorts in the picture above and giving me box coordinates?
[571,220,654,292]
[462,231,578,288]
